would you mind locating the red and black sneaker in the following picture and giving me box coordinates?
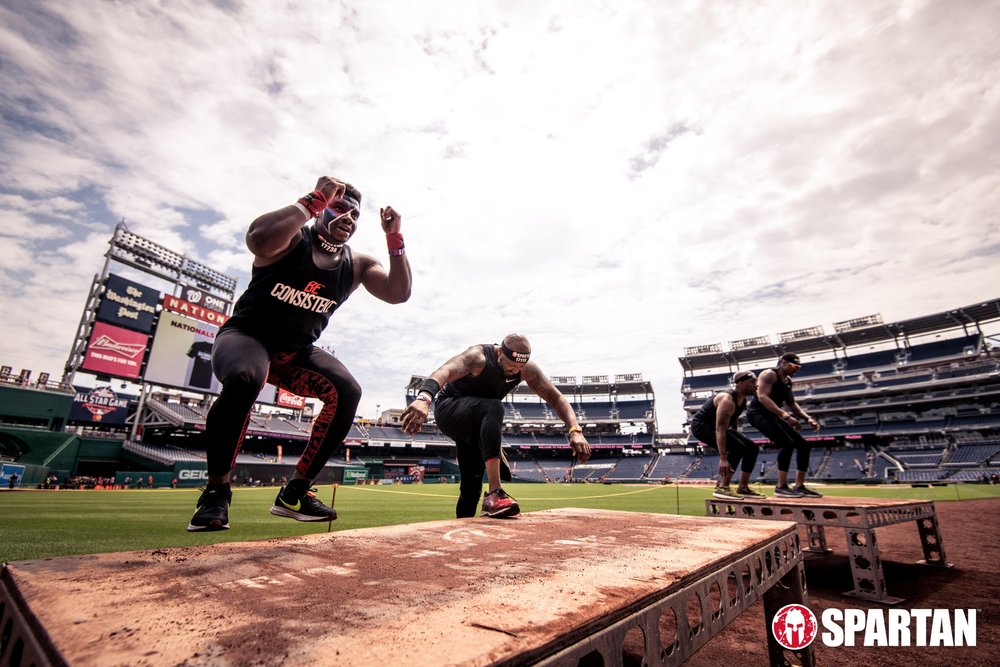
[480,488,520,518]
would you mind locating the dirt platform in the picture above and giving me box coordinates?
[681,496,1000,666]
[4,508,797,666]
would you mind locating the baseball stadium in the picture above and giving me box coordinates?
[1,223,998,666]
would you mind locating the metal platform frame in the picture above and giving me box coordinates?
[706,497,951,604]
[534,527,813,667]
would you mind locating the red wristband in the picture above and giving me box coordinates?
[297,190,328,218]
[386,232,405,254]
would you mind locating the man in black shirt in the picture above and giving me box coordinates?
[746,353,823,498]
[399,334,591,518]
[690,371,764,499]
[188,176,412,531]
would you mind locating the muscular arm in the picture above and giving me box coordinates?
[754,370,786,416]
[714,393,736,458]
[523,364,577,426]
[425,346,487,387]
[354,252,412,304]
[787,396,820,432]
[523,363,591,463]
[247,177,345,266]
[399,346,486,434]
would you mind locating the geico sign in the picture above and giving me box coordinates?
[178,469,209,480]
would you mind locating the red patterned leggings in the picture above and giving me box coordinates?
[205,328,362,479]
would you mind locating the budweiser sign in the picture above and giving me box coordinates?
[81,322,149,379]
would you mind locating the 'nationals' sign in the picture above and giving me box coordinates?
[162,295,229,327]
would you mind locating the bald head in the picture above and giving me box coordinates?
[500,333,531,364]
[503,333,530,354]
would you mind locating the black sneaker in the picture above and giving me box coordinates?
[774,484,804,498]
[793,484,823,498]
[270,483,336,522]
[736,486,767,498]
[187,484,231,531]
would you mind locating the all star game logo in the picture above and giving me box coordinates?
[80,387,127,421]
[772,603,818,650]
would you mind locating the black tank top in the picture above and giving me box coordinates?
[748,366,793,412]
[438,344,522,400]
[221,227,355,350]
[691,389,744,429]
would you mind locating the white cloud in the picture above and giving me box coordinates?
[1,0,998,431]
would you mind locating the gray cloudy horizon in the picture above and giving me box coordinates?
[1,0,998,432]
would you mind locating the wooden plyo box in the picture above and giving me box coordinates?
[1,509,811,666]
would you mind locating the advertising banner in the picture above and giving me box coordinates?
[277,388,306,409]
[145,312,221,393]
[70,386,132,424]
[81,322,149,379]
[162,295,229,327]
[97,274,159,332]
[2,463,26,489]
[180,286,231,314]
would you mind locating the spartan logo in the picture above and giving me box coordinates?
[772,603,818,650]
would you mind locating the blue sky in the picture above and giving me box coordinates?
[1,0,998,432]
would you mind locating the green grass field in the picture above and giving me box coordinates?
[3,482,999,563]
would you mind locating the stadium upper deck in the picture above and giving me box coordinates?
[405,372,656,431]
[678,298,1000,441]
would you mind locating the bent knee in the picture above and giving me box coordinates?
[220,367,267,394]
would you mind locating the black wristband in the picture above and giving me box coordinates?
[417,378,441,401]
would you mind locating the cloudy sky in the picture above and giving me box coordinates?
[1,0,998,432]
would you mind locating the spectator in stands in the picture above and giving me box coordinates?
[399,334,591,518]
[187,176,412,532]
[690,371,764,499]
[746,353,823,498]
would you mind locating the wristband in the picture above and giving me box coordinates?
[568,425,583,435]
[292,202,310,218]
[413,393,432,403]
[417,378,441,401]
[386,232,405,255]
[297,190,329,218]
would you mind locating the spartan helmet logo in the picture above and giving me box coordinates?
[783,608,806,646]
[772,603,817,650]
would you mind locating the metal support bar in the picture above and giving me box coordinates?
[805,524,831,553]
[915,512,952,567]
[534,529,803,667]
[843,527,901,605]
[763,560,816,667]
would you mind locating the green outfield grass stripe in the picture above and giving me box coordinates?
[342,484,669,501]
[3,483,999,562]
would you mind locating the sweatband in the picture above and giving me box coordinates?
[501,341,530,364]
[297,190,328,218]
[387,232,405,255]
[417,378,441,400]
